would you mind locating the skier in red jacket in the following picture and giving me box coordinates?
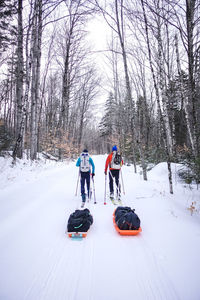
[104,145,123,200]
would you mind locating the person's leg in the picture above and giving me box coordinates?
[113,170,120,198]
[80,173,86,202]
[86,172,90,198]
[109,170,114,196]
[115,170,119,188]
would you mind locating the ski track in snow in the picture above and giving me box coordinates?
[0,155,200,300]
[125,236,180,300]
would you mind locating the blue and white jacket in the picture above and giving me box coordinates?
[76,155,95,174]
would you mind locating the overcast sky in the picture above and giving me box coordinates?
[86,16,113,119]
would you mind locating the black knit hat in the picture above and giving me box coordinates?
[83,149,88,153]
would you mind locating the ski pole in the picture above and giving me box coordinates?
[120,169,125,195]
[104,174,107,205]
[87,174,91,203]
[75,171,80,196]
[92,176,96,204]
[88,187,91,203]
[88,185,92,202]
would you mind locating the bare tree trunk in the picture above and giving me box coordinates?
[30,12,38,160]
[114,0,140,174]
[30,0,43,160]
[23,2,35,159]
[13,0,24,161]
[141,0,173,193]
[186,0,198,157]
[157,19,173,158]
[156,8,173,193]
[58,1,81,159]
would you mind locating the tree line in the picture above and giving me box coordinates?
[0,0,99,161]
[98,0,200,189]
[0,0,199,189]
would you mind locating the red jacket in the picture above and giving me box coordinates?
[105,152,123,174]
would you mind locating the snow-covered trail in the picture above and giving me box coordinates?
[0,155,200,300]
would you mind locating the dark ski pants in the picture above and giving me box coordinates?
[109,169,120,195]
[80,171,90,201]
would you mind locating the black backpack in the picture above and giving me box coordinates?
[67,208,93,232]
[111,151,122,169]
[115,206,140,230]
[114,152,122,165]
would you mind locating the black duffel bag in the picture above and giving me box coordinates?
[115,206,140,230]
[115,206,132,222]
[67,208,93,232]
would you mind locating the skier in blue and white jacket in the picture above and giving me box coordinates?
[76,149,95,203]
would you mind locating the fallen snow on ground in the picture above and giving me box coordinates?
[0,155,200,300]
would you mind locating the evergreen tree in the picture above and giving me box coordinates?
[166,72,189,151]
[99,92,117,151]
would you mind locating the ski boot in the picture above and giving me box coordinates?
[117,194,122,205]
[81,193,86,208]
[110,193,116,205]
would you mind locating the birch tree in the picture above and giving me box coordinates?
[30,0,43,160]
[142,0,200,184]
[12,0,24,161]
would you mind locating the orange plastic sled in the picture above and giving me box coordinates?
[68,232,87,238]
[113,212,142,236]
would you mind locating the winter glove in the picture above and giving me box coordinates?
[104,171,107,175]
[92,173,95,178]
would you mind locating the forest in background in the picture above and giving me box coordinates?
[0,0,200,191]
